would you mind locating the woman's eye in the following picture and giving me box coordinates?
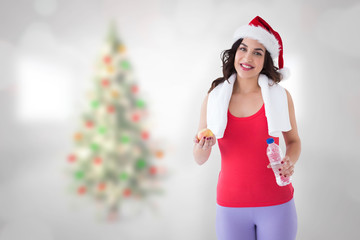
[239,47,246,51]
[254,52,262,56]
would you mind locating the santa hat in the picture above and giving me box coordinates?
[233,16,288,75]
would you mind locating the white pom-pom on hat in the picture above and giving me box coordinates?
[278,67,290,80]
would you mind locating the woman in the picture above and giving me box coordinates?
[193,16,301,240]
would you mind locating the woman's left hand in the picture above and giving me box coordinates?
[267,156,295,178]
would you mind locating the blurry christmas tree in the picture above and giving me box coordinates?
[66,23,166,221]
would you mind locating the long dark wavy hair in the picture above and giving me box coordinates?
[208,38,283,94]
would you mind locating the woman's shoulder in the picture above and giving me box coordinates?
[283,88,294,106]
[200,93,210,111]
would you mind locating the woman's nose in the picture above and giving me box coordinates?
[244,52,253,62]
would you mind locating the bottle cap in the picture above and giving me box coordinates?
[266,138,274,144]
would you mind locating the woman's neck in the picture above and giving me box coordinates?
[233,74,261,94]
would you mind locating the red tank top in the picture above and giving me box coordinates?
[217,104,294,207]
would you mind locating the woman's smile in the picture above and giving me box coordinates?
[239,63,254,71]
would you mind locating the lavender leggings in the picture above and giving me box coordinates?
[216,199,297,240]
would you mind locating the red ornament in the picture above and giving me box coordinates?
[132,113,140,122]
[131,85,139,93]
[141,131,149,140]
[155,150,164,159]
[78,186,86,195]
[98,183,106,191]
[86,121,94,128]
[149,166,157,175]
[104,56,111,64]
[102,79,110,87]
[94,157,102,165]
[67,154,76,163]
[107,105,115,113]
[123,188,131,197]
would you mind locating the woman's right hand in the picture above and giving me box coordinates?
[193,134,216,151]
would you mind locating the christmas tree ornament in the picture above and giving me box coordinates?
[149,166,157,175]
[136,99,145,108]
[100,43,112,56]
[86,121,94,128]
[136,159,146,169]
[120,135,130,144]
[107,65,114,73]
[98,183,106,191]
[78,186,86,195]
[104,56,112,64]
[68,154,77,163]
[120,60,130,70]
[107,105,115,113]
[77,148,91,159]
[102,79,110,87]
[131,85,138,94]
[94,157,102,165]
[132,113,140,122]
[123,188,131,197]
[119,172,129,181]
[73,132,83,141]
[141,131,149,140]
[91,100,100,109]
[98,126,107,134]
[91,143,100,151]
[155,150,164,159]
[75,170,85,179]
[103,140,115,152]
[118,44,126,53]
[98,105,107,116]
[111,90,119,98]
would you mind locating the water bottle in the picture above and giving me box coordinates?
[266,138,291,186]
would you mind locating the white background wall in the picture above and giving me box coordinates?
[0,0,360,239]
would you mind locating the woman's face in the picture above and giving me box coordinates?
[234,38,266,80]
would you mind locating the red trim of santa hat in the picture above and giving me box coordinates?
[233,16,285,72]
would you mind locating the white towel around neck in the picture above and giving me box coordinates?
[206,73,291,139]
